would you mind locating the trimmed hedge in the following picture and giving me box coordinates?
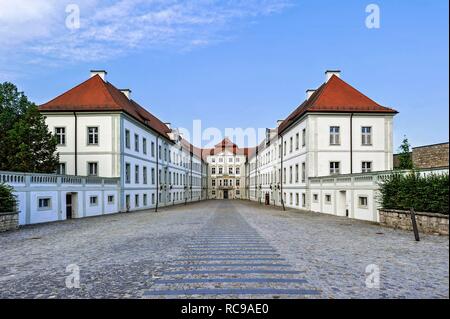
[0,183,16,213]
[379,172,449,215]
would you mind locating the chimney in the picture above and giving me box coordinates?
[90,70,107,81]
[325,70,341,82]
[306,89,316,100]
[277,120,284,127]
[120,89,132,100]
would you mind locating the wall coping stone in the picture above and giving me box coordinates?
[380,209,448,219]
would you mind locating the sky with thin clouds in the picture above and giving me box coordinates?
[0,0,448,148]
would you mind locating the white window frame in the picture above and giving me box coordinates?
[55,127,66,146]
[87,127,99,145]
[89,196,98,206]
[38,197,52,211]
[329,126,340,145]
[361,126,372,146]
[362,161,372,173]
[330,162,340,175]
[358,196,369,209]
[88,162,98,176]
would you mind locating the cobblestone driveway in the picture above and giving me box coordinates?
[0,200,448,299]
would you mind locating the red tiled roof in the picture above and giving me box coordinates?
[39,75,171,139]
[278,75,398,134]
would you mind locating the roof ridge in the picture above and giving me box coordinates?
[40,75,109,107]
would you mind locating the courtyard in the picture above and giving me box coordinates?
[0,200,448,299]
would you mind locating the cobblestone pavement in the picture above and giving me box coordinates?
[0,200,448,299]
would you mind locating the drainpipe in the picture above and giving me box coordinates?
[350,113,354,174]
[155,135,159,213]
[190,152,193,201]
[73,112,78,176]
[280,136,285,211]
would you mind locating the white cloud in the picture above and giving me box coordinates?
[0,0,291,73]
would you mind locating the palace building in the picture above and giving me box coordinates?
[27,68,400,223]
[39,70,208,213]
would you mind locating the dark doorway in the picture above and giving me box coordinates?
[223,190,229,199]
[66,193,73,219]
[265,193,270,205]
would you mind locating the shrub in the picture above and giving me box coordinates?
[0,183,16,213]
[379,172,449,214]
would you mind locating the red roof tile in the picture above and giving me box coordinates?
[39,75,171,139]
[278,75,398,134]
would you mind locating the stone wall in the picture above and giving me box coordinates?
[412,143,449,169]
[0,212,19,232]
[393,142,449,169]
[379,209,449,236]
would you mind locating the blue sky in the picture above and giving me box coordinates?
[1,0,448,149]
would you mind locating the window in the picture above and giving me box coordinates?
[295,133,299,150]
[229,167,233,175]
[295,193,299,206]
[302,193,306,207]
[38,198,51,210]
[212,179,216,187]
[219,167,223,174]
[289,166,293,184]
[289,193,293,205]
[211,157,216,163]
[284,141,287,156]
[295,164,299,183]
[158,145,162,159]
[125,163,131,183]
[134,134,139,152]
[359,196,368,208]
[55,127,66,145]
[301,162,306,183]
[302,128,306,147]
[87,127,99,145]
[362,162,372,173]
[330,126,340,145]
[151,168,155,184]
[89,196,98,206]
[236,179,240,187]
[152,193,155,204]
[143,138,147,154]
[290,137,293,153]
[135,165,139,183]
[313,194,319,202]
[143,166,147,184]
[143,194,148,206]
[229,157,233,163]
[362,127,372,145]
[330,162,340,175]
[236,158,240,163]
[57,163,66,175]
[135,194,139,207]
[151,142,155,157]
[88,162,98,176]
[325,194,332,204]
[107,195,114,204]
[125,130,130,148]
[236,167,240,175]
[212,167,216,174]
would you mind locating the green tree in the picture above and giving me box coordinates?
[0,82,59,173]
[397,136,413,169]
[0,183,16,212]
